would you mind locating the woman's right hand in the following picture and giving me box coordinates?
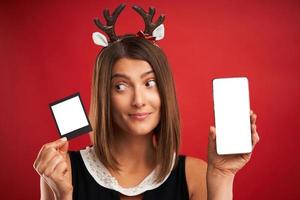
[33,137,73,199]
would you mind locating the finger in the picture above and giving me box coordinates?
[36,148,60,175]
[33,144,51,169]
[37,139,69,174]
[241,151,252,159]
[34,147,57,172]
[59,140,69,156]
[252,132,260,149]
[42,154,64,177]
[44,137,68,150]
[34,137,67,168]
[209,126,216,141]
[208,126,217,154]
[250,113,257,124]
[251,124,257,134]
[52,161,68,180]
[241,132,259,161]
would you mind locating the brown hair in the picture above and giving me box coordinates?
[89,36,180,182]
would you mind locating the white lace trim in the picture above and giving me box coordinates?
[80,146,175,196]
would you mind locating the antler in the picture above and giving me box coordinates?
[132,5,165,35]
[94,4,126,42]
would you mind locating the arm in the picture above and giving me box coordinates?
[206,167,234,200]
[40,177,55,200]
[186,157,235,200]
[185,157,207,200]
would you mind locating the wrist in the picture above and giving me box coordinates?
[54,188,73,200]
[207,165,236,178]
[207,166,235,200]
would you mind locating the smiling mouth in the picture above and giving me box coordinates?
[128,112,151,120]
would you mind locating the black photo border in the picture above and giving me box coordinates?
[49,92,92,140]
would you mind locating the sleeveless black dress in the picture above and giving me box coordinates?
[69,151,189,200]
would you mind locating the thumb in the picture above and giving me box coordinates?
[208,126,217,153]
[209,126,216,141]
[59,139,69,155]
[44,137,68,150]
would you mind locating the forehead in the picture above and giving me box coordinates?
[112,58,153,75]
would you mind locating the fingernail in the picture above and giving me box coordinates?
[42,173,48,178]
[60,137,67,141]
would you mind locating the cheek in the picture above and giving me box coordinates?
[111,94,127,113]
[111,96,126,128]
[149,91,161,109]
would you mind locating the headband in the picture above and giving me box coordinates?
[92,4,165,47]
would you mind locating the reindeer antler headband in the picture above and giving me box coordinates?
[92,4,165,47]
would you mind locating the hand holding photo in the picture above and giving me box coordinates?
[49,92,92,140]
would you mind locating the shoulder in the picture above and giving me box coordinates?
[184,156,207,200]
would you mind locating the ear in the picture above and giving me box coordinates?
[92,32,109,47]
[152,24,165,41]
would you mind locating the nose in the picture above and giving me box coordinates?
[131,87,145,108]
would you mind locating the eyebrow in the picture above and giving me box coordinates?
[111,70,154,80]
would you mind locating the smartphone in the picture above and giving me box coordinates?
[212,77,252,155]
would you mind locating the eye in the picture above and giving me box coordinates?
[145,80,156,88]
[115,83,127,92]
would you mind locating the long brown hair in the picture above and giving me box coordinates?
[89,36,180,182]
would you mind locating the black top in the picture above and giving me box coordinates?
[69,151,189,200]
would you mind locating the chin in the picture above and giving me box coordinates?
[128,126,155,136]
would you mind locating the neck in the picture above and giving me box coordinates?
[111,130,156,174]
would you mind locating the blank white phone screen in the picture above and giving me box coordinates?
[213,77,252,155]
[51,96,89,136]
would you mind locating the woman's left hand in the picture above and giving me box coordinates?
[207,110,260,176]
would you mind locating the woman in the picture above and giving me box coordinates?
[33,4,259,200]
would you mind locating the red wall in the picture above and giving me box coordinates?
[1,0,299,199]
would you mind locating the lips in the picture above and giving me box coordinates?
[128,112,151,120]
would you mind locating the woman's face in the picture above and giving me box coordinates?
[111,57,161,136]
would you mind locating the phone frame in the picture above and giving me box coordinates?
[212,77,253,155]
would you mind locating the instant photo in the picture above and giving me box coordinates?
[49,92,92,139]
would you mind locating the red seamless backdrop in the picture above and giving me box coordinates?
[1,0,300,199]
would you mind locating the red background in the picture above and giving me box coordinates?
[1,0,300,199]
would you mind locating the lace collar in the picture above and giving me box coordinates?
[80,146,175,196]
